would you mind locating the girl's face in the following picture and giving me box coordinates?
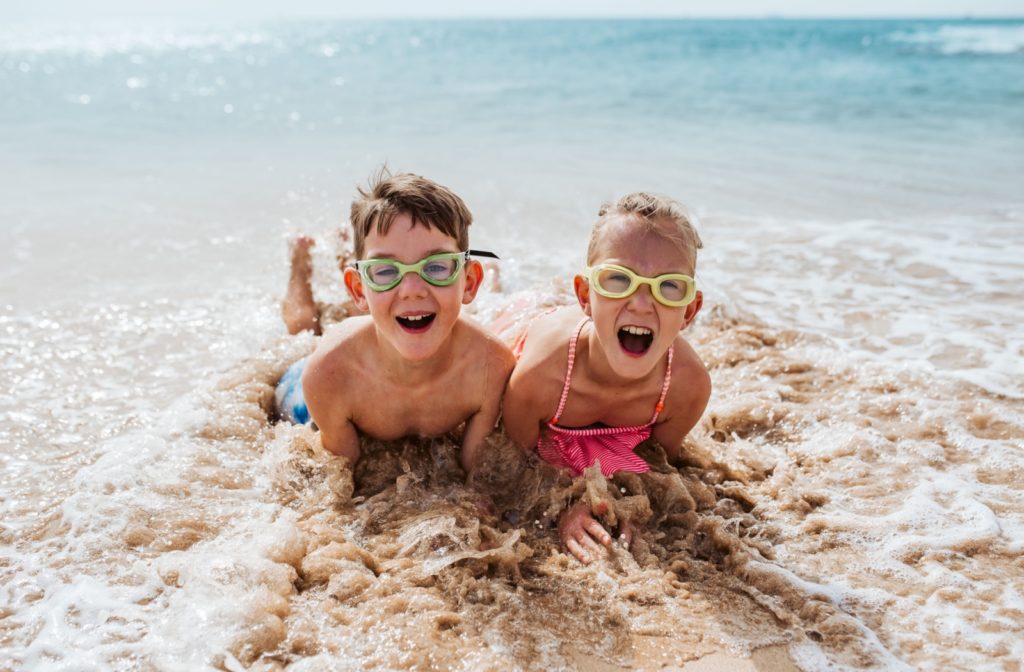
[574,217,702,381]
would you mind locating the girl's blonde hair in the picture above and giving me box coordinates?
[587,192,703,271]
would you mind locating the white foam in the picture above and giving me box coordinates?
[889,24,1024,55]
[702,212,1024,398]
[746,560,913,671]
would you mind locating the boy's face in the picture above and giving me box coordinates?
[344,213,482,362]
[574,217,702,380]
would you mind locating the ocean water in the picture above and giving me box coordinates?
[1,18,1023,671]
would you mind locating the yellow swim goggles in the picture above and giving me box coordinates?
[585,263,697,307]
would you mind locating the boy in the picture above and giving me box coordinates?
[276,169,516,476]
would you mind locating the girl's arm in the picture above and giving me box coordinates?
[501,362,548,450]
[653,352,711,463]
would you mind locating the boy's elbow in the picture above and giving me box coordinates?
[459,442,479,476]
[322,434,360,465]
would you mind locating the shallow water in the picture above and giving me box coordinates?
[3,17,1024,671]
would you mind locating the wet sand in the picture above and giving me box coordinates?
[3,297,1021,670]
[114,299,1015,671]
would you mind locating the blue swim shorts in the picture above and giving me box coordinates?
[275,357,311,424]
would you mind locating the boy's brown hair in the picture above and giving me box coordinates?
[587,192,703,271]
[350,167,473,258]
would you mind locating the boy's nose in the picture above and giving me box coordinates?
[396,270,430,298]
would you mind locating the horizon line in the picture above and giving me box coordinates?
[8,14,1024,23]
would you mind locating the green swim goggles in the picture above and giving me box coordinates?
[585,263,697,307]
[355,250,498,292]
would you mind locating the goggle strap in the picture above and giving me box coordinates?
[468,249,499,260]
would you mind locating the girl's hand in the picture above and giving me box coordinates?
[617,518,635,551]
[559,501,613,564]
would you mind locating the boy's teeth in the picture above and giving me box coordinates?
[404,315,426,321]
[622,326,652,335]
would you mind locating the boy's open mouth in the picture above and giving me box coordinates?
[396,313,436,333]
[618,325,653,355]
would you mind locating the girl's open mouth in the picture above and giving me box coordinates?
[396,313,436,333]
[618,325,653,355]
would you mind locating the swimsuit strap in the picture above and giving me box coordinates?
[549,317,590,424]
[649,345,674,424]
[550,319,674,426]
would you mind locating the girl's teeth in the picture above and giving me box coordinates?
[405,315,425,321]
[623,326,651,335]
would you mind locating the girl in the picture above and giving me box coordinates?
[501,193,711,564]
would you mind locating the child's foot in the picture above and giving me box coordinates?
[558,501,613,564]
[483,261,502,293]
[335,227,355,270]
[282,235,320,335]
[294,234,315,253]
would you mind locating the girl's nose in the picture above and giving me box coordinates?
[625,284,656,311]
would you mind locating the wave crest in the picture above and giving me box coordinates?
[889,24,1024,55]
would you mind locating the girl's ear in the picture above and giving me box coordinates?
[461,260,484,305]
[343,267,370,312]
[573,274,592,317]
[680,290,703,330]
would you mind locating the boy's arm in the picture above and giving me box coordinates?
[460,343,516,475]
[653,353,711,464]
[302,356,361,466]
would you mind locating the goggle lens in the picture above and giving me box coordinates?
[593,267,633,296]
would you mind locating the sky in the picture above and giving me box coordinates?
[5,0,1022,22]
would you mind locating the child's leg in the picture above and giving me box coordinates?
[282,236,321,335]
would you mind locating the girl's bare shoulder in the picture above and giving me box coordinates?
[518,306,583,361]
[667,334,711,401]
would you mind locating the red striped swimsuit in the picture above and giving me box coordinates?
[537,318,673,478]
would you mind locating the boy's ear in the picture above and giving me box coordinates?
[461,260,484,304]
[573,274,592,317]
[343,267,370,312]
[680,290,703,330]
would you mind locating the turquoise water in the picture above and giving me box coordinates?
[4,20,1023,138]
[3,18,1022,303]
[2,17,1023,395]
[2,19,1022,217]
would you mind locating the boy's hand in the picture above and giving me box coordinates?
[559,501,613,564]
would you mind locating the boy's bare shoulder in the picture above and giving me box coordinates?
[455,316,512,351]
[453,317,517,374]
[305,316,374,380]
